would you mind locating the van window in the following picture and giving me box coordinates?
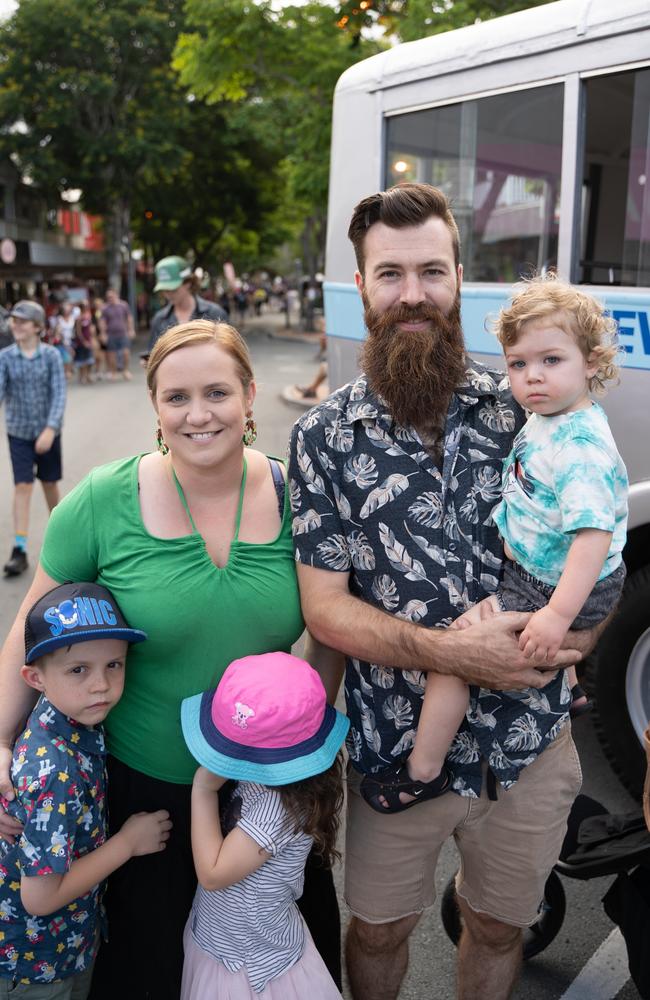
[579,67,650,287]
[385,84,564,282]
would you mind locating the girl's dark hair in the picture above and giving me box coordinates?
[278,752,345,866]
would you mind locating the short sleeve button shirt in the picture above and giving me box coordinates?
[0,697,107,984]
[288,363,570,797]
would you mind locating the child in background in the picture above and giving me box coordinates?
[180,651,349,998]
[0,301,66,578]
[0,582,171,996]
[361,275,628,813]
[73,301,97,384]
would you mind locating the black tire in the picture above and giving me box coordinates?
[585,564,650,800]
[440,870,566,960]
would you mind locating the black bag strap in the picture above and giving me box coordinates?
[268,457,286,520]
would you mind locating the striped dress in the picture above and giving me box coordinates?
[183,782,340,996]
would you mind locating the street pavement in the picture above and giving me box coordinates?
[0,320,642,999]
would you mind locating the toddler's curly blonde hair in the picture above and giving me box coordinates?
[493,274,620,394]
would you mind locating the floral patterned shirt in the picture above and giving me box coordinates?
[288,363,571,797]
[0,696,106,984]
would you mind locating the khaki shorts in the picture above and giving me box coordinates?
[345,724,582,927]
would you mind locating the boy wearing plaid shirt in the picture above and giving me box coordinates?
[0,301,66,578]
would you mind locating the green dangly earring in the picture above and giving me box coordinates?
[156,424,169,455]
[242,416,258,446]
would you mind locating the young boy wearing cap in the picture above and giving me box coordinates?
[0,302,66,578]
[0,582,171,997]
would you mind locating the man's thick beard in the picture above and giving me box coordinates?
[360,292,467,440]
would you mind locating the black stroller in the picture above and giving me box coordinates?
[440,794,650,997]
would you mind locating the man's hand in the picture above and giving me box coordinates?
[118,810,172,858]
[519,605,572,661]
[34,427,55,455]
[450,595,499,631]
[193,766,227,793]
[441,611,580,690]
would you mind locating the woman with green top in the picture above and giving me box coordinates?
[0,320,343,999]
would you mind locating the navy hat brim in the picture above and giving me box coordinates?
[26,627,147,664]
[181,690,350,786]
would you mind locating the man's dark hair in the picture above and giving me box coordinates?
[347,182,461,275]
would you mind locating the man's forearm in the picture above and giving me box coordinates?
[302,585,578,691]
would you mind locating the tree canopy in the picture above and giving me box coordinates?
[174,0,383,276]
[0,0,559,282]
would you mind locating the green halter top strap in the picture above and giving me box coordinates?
[172,457,248,541]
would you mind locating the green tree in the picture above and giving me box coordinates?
[174,0,383,276]
[335,0,555,45]
[0,0,184,287]
[132,99,295,275]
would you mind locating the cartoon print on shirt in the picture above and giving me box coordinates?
[34,793,55,831]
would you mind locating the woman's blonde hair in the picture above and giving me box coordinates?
[146,320,254,395]
[493,274,620,394]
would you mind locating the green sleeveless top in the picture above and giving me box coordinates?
[40,454,304,783]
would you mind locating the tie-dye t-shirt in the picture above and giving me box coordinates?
[493,403,628,587]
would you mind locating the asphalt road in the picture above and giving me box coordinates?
[0,324,642,999]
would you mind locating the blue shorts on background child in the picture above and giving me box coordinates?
[180,651,349,998]
[0,583,171,999]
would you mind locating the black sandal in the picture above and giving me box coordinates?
[570,683,592,719]
[360,759,451,814]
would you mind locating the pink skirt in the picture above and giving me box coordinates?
[181,918,342,999]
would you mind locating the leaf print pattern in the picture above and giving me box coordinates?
[391,728,417,756]
[348,530,376,571]
[378,523,432,585]
[317,535,351,571]
[370,664,395,689]
[503,713,542,752]
[448,730,480,764]
[343,454,378,489]
[296,430,332,504]
[408,492,444,528]
[371,574,399,610]
[332,482,356,523]
[289,478,301,514]
[404,522,446,567]
[293,509,325,535]
[324,423,354,453]
[360,473,412,518]
[365,424,404,456]
[396,599,430,622]
[382,695,413,729]
[289,368,567,795]
[479,400,516,434]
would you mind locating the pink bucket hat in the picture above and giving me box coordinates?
[181,652,349,785]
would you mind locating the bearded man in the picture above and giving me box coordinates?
[288,183,601,1000]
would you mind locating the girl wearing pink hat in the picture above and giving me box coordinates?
[180,651,349,998]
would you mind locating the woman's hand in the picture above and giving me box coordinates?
[192,766,226,793]
[0,744,23,844]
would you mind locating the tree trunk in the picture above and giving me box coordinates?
[105,199,130,294]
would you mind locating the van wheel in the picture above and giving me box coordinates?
[586,564,650,800]
[440,871,566,960]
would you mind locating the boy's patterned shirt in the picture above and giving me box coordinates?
[288,364,572,796]
[0,696,106,984]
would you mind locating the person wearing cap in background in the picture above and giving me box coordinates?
[147,256,227,355]
[0,582,171,998]
[0,301,66,578]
